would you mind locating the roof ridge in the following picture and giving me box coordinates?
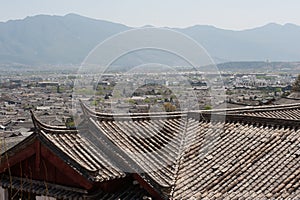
[80,100,187,120]
[30,110,76,132]
[169,117,190,198]
[226,104,300,114]
[188,112,300,129]
[80,100,300,119]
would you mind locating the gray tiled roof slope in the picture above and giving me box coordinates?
[80,102,300,199]
[227,103,300,120]
[173,119,300,199]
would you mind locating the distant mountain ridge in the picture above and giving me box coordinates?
[1,13,300,67]
[0,14,129,66]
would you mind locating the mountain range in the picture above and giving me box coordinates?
[1,13,300,67]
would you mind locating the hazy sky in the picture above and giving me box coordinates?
[1,0,300,30]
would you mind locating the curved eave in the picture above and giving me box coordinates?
[79,100,187,121]
[30,110,75,131]
[29,111,126,183]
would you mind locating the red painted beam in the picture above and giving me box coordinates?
[40,146,93,190]
[0,144,35,173]
[0,137,94,190]
[35,141,41,173]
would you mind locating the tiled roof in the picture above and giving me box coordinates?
[172,118,300,199]
[80,103,300,199]
[3,102,300,199]
[30,112,126,183]
[227,103,300,120]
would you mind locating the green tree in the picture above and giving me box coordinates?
[65,117,75,129]
[204,105,212,110]
[275,88,282,93]
[127,99,136,104]
[144,98,151,103]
